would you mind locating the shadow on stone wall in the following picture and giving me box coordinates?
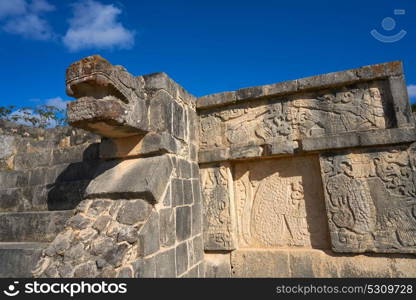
[47,143,102,211]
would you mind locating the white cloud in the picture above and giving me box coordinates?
[0,0,55,40]
[63,0,135,52]
[45,97,69,110]
[3,13,53,40]
[30,0,54,14]
[408,85,416,99]
[0,0,27,19]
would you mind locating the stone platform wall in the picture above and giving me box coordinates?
[32,64,205,278]
[197,61,416,277]
[0,120,101,212]
[0,121,101,277]
[3,57,415,278]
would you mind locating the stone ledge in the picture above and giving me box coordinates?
[85,155,173,203]
[230,249,416,278]
[197,61,403,109]
[99,132,180,159]
[301,127,416,152]
[0,242,47,277]
[0,210,74,243]
[198,127,416,163]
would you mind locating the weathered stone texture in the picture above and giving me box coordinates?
[234,156,329,249]
[200,163,236,250]
[199,80,395,156]
[320,142,416,253]
[231,249,416,278]
[85,156,173,203]
[4,57,416,279]
[27,54,204,279]
[32,198,154,278]
[204,253,231,278]
[198,61,404,109]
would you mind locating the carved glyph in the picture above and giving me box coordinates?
[320,143,416,253]
[200,81,392,150]
[234,156,329,249]
[200,163,236,250]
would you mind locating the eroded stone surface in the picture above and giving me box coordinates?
[66,56,148,138]
[234,156,329,249]
[200,163,236,250]
[231,249,416,278]
[320,143,416,253]
[199,80,394,153]
[85,156,173,203]
[3,58,415,279]
[32,198,153,278]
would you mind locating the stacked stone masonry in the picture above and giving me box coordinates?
[32,55,203,278]
[0,121,100,277]
[1,56,416,277]
[198,61,416,278]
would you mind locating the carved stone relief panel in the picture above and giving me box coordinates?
[234,156,329,249]
[199,80,394,151]
[200,102,292,150]
[320,142,416,253]
[200,163,236,250]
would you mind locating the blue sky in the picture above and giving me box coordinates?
[0,0,415,110]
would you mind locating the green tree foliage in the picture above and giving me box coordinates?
[0,105,67,128]
[412,104,416,113]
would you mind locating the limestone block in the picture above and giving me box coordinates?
[320,142,416,253]
[231,250,289,278]
[199,91,237,109]
[178,159,192,179]
[159,208,175,247]
[172,101,186,141]
[142,71,196,107]
[234,156,329,249]
[116,199,152,225]
[99,133,179,159]
[204,253,231,278]
[200,163,236,250]
[183,180,193,205]
[0,243,46,278]
[175,242,188,276]
[230,249,416,278]
[191,199,203,236]
[155,248,176,278]
[302,127,416,152]
[149,90,173,134]
[85,155,173,203]
[0,210,73,243]
[132,256,156,278]
[0,135,15,169]
[197,61,403,109]
[137,212,160,257]
[171,178,184,206]
[199,80,394,156]
[388,75,414,127]
[176,206,191,242]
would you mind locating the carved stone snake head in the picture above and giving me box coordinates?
[66,55,148,138]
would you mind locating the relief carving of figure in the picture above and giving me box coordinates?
[250,175,310,247]
[322,144,416,253]
[201,165,235,250]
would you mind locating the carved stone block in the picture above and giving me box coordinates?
[199,80,395,153]
[234,156,329,249]
[200,163,236,250]
[320,143,416,253]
